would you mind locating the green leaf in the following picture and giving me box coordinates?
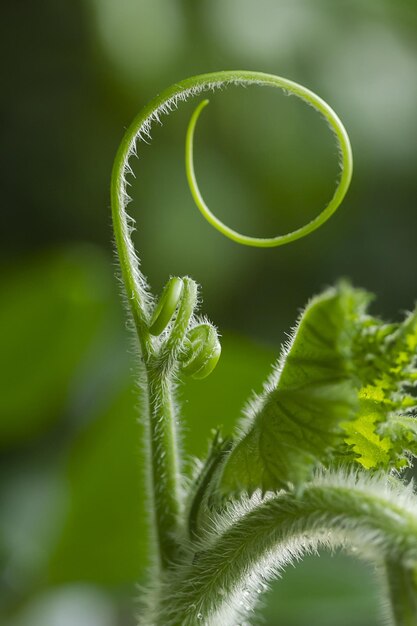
[220,285,417,496]
[342,308,417,469]
[220,284,368,493]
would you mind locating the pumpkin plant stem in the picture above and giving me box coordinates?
[385,559,417,626]
[144,276,198,569]
[145,364,183,569]
[153,479,417,625]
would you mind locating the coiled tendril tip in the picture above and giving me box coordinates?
[181,323,221,380]
[185,82,352,249]
[112,70,353,357]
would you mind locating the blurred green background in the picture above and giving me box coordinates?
[1,1,416,624]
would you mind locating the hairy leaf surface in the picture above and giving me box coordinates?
[220,286,417,494]
[220,285,367,492]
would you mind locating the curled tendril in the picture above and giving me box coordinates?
[181,323,221,380]
[185,97,352,248]
[111,71,353,348]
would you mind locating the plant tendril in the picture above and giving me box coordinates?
[181,323,221,379]
[185,94,352,248]
[111,71,353,334]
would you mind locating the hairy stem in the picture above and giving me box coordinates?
[385,558,417,626]
[146,364,184,569]
[150,473,417,625]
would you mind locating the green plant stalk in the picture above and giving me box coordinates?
[143,277,198,569]
[153,475,417,625]
[145,365,183,569]
[385,558,417,626]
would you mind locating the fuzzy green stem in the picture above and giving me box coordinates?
[386,559,417,626]
[151,474,417,625]
[146,364,183,569]
[145,278,198,569]
[187,433,232,539]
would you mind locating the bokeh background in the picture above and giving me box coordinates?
[1,1,417,624]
